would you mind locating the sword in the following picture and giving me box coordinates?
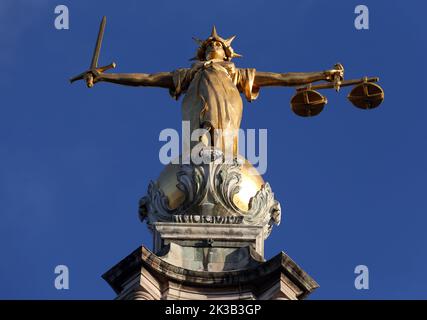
[70,16,116,87]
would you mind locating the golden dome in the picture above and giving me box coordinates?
[157,155,264,212]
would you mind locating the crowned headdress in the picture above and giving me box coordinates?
[191,26,242,61]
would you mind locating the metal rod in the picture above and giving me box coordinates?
[297,77,379,91]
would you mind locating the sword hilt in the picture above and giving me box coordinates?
[97,62,116,73]
[70,62,116,88]
[85,73,94,88]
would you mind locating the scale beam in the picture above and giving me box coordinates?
[297,77,379,91]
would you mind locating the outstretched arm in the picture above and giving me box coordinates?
[95,71,174,89]
[254,67,343,87]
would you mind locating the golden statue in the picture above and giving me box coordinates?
[71,18,375,157]
[70,18,384,227]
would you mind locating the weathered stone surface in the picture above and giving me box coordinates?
[103,220,318,300]
[153,222,265,258]
[159,242,261,272]
[102,246,319,300]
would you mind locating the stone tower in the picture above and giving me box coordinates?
[103,148,318,300]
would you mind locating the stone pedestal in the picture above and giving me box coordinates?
[103,221,318,300]
[103,148,318,300]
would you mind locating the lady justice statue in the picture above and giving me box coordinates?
[72,20,344,157]
[71,17,383,239]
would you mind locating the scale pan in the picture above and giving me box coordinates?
[348,82,384,110]
[291,90,327,117]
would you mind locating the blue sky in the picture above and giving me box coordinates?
[0,0,426,299]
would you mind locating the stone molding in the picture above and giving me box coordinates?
[103,246,319,300]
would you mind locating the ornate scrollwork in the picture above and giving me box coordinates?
[176,163,207,212]
[139,148,282,239]
[244,183,281,238]
[139,181,176,224]
[211,157,243,214]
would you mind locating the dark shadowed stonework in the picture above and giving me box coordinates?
[103,245,318,300]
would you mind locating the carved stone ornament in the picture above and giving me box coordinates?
[139,148,281,239]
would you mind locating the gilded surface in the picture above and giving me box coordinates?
[71,22,344,155]
[71,20,383,235]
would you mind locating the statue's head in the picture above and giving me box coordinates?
[191,26,242,62]
[205,40,226,61]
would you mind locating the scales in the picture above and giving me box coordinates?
[291,89,327,117]
[348,80,384,110]
[291,65,384,117]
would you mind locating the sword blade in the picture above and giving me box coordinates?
[90,16,106,69]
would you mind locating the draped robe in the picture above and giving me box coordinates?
[169,59,260,156]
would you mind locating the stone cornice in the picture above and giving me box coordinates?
[102,245,318,299]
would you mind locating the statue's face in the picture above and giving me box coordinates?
[205,40,226,60]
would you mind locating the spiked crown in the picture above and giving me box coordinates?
[191,26,242,61]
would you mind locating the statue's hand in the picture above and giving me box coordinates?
[70,62,115,87]
[84,68,103,88]
[324,65,344,82]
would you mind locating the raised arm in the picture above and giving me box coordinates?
[254,66,343,87]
